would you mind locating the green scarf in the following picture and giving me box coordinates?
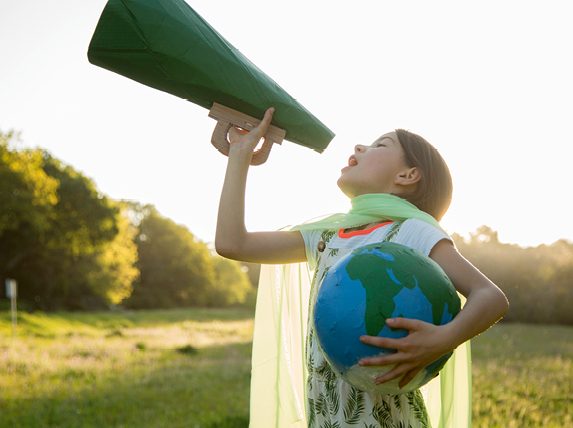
[249,193,471,428]
[291,193,443,232]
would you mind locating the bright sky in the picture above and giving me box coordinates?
[1,0,572,248]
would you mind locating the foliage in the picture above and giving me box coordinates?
[0,130,134,310]
[41,156,119,254]
[0,130,254,311]
[206,256,253,307]
[9,204,136,311]
[125,204,254,309]
[126,204,215,308]
[79,204,139,305]
[240,261,261,287]
[452,226,573,325]
[0,131,59,234]
[0,131,59,271]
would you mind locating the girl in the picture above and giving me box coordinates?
[215,108,509,428]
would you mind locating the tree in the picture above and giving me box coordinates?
[0,132,135,310]
[206,256,253,307]
[468,225,499,245]
[453,226,573,325]
[126,205,216,308]
[125,204,255,309]
[41,155,119,254]
[72,204,139,305]
[0,131,59,277]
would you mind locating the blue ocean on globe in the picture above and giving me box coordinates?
[314,242,461,395]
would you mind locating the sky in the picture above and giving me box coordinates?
[1,0,572,248]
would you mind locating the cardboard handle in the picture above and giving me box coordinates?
[208,103,285,165]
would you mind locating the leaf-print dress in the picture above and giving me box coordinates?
[300,219,451,428]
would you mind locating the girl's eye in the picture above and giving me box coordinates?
[376,143,386,148]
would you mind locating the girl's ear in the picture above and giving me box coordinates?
[395,167,421,186]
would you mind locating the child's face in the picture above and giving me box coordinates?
[337,131,413,199]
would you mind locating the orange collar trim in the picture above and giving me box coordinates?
[338,221,394,239]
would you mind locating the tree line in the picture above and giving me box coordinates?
[452,226,573,325]
[1,130,572,324]
[0,131,253,311]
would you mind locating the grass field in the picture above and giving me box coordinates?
[1,308,571,427]
[471,323,572,427]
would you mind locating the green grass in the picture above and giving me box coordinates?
[1,310,572,427]
[471,323,573,428]
[0,308,254,428]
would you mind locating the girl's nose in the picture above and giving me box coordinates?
[355,144,366,153]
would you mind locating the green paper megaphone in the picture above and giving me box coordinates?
[88,0,335,164]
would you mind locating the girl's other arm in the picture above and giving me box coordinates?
[359,239,509,387]
[215,108,307,265]
[428,239,510,348]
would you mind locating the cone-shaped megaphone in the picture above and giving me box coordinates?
[88,0,335,164]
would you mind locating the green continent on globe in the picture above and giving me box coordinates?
[345,244,460,337]
[346,252,410,336]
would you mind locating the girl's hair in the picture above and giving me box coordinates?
[395,129,453,221]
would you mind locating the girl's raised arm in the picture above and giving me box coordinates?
[215,108,307,264]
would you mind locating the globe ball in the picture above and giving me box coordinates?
[313,242,461,395]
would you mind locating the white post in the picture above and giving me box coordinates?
[5,279,17,337]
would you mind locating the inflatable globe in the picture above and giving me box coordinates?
[314,242,461,395]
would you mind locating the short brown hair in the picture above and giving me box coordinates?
[395,129,453,221]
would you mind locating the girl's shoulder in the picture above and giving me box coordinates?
[392,218,452,256]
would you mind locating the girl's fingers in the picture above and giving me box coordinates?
[249,107,274,139]
[228,126,248,142]
[359,335,402,350]
[398,368,423,388]
[258,107,274,133]
[374,363,411,384]
[386,317,426,331]
[358,352,403,367]
[228,107,274,146]
[357,319,451,389]
[374,365,422,387]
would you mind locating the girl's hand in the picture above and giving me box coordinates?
[358,317,456,389]
[228,107,274,159]
[215,105,306,265]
